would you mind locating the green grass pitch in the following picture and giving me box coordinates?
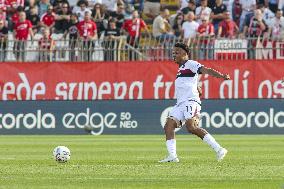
[0,135,283,189]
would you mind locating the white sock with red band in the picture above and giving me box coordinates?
[166,139,177,157]
[203,134,221,153]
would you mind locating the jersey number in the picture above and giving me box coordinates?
[186,106,192,113]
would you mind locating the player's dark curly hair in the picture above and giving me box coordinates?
[174,42,190,55]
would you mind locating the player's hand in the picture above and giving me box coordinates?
[223,74,230,80]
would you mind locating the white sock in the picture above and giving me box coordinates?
[203,134,221,153]
[166,139,177,157]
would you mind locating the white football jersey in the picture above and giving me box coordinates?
[175,60,203,105]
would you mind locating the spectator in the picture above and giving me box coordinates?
[233,0,242,25]
[124,3,135,19]
[134,0,144,14]
[13,11,34,62]
[239,0,256,32]
[243,9,267,38]
[121,10,149,60]
[123,0,135,14]
[0,19,8,61]
[257,0,266,5]
[217,10,239,38]
[38,27,55,61]
[26,6,40,34]
[63,13,79,61]
[153,9,175,59]
[172,13,184,37]
[269,9,284,41]
[207,0,216,9]
[25,0,36,8]
[40,5,56,31]
[92,3,107,37]
[268,0,278,13]
[67,0,78,7]
[9,6,24,30]
[5,0,24,13]
[223,0,234,19]
[87,0,102,8]
[211,0,227,33]
[143,0,160,19]
[181,0,196,15]
[37,0,50,18]
[92,3,106,21]
[181,11,199,42]
[103,18,121,61]
[243,11,255,31]
[179,0,189,10]
[54,3,71,33]
[52,0,69,13]
[73,0,92,21]
[195,0,201,6]
[197,16,215,60]
[0,5,7,26]
[109,3,125,29]
[152,9,175,41]
[279,0,284,13]
[195,0,212,23]
[76,11,97,61]
[102,0,121,13]
[243,9,267,59]
[259,4,275,25]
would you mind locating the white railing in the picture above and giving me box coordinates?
[1,33,283,62]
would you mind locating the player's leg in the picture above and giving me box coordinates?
[184,102,228,161]
[159,106,183,163]
[185,116,227,161]
[159,118,180,163]
[185,116,207,139]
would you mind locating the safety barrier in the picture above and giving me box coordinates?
[1,33,284,62]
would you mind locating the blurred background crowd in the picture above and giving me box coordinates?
[0,0,283,61]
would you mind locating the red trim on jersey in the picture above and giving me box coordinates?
[180,69,194,74]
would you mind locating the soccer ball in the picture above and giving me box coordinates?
[84,124,93,134]
[53,146,71,163]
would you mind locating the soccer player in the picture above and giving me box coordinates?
[159,42,230,163]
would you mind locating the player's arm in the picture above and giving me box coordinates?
[197,85,202,97]
[199,66,230,80]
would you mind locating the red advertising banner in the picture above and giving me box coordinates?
[0,60,283,100]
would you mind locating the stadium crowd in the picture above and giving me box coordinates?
[0,0,284,61]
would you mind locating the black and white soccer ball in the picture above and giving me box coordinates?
[53,146,71,163]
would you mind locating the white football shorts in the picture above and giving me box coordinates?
[168,100,201,127]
